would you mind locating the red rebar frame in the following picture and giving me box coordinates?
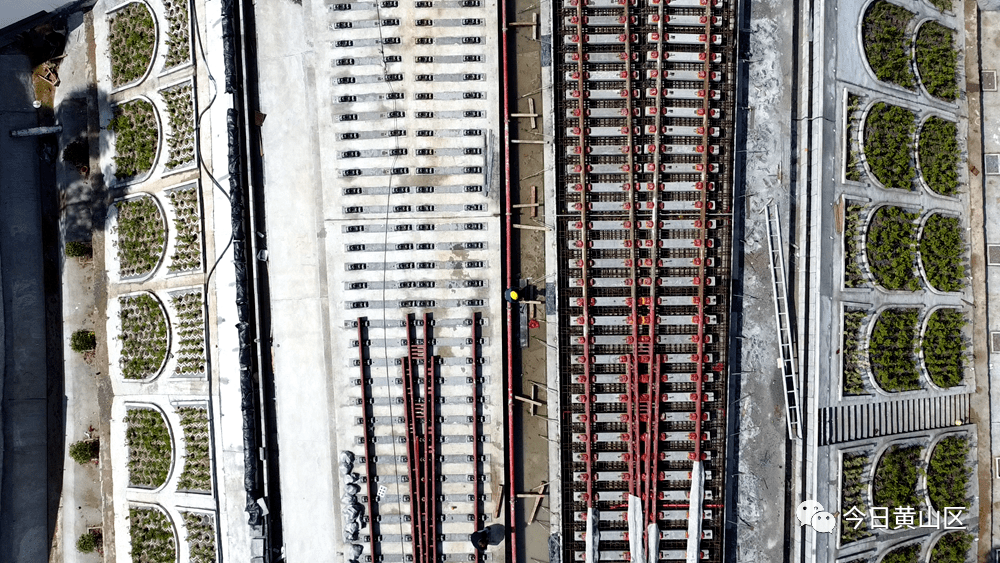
[357,318,380,563]
[400,313,439,563]
[570,0,596,511]
[471,313,482,535]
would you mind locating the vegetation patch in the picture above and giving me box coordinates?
[927,436,970,510]
[110,99,159,180]
[71,329,97,353]
[866,206,920,291]
[182,512,217,563]
[840,453,871,543]
[172,292,206,375]
[108,2,155,88]
[177,407,211,491]
[930,532,972,563]
[844,204,866,287]
[873,445,923,516]
[116,196,165,278]
[843,310,869,395]
[882,543,921,563]
[162,83,195,170]
[920,214,965,292]
[845,94,863,182]
[862,2,915,88]
[65,241,92,259]
[864,103,916,190]
[76,529,103,554]
[168,187,202,271]
[125,407,173,488]
[163,0,191,68]
[928,0,952,11]
[870,308,921,392]
[923,309,967,389]
[119,293,169,380]
[916,22,959,101]
[69,439,100,464]
[129,506,176,563]
[918,117,959,196]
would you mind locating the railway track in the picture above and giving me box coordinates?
[552,0,737,561]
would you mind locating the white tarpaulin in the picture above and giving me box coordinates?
[628,495,644,563]
[685,461,704,563]
[646,524,659,563]
[586,507,600,563]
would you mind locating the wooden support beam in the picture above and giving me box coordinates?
[530,184,537,216]
[528,483,548,525]
[514,394,545,407]
[512,223,548,231]
[511,139,546,145]
[494,486,505,520]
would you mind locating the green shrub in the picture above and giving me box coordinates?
[177,407,211,491]
[865,103,916,190]
[128,506,176,563]
[118,293,169,380]
[69,439,99,464]
[929,0,951,10]
[930,532,972,563]
[920,214,965,292]
[927,436,970,510]
[870,308,921,392]
[116,195,166,278]
[182,512,217,563]
[845,94,863,182]
[109,99,158,180]
[168,187,202,272]
[866,206,920,291]
[919,117,959,196]
[840,453,871,543]
[916,22,958,101]
[923,309,967,388]
[162,83,195,169]
[108,2,155,87]
[76,531,98,553]
[843,310,869,395]
[883,543,921,563]
[125,407,172,488]
[172,292,206,375]
[873,445,923,514]
[863,2,915,88]
[163,0,191,68]
[71,329,97,353]
[62,138,89,170]
[65,241,92,258]
[844,205,866,287]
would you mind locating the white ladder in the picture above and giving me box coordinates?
[764,202,802,439]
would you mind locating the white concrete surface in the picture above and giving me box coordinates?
[254,0,507,560]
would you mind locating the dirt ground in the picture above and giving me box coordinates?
[506,1,557,561]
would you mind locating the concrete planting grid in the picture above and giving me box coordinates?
[90,0,239,561]
[798,0,984,560]
[253,0,506,560]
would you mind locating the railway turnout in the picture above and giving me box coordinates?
[551,0,737,560]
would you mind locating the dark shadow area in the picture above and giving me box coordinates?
[0,8,111,558]
[722,0,751,559]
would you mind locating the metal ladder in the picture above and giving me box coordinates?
[764,202,802,439]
